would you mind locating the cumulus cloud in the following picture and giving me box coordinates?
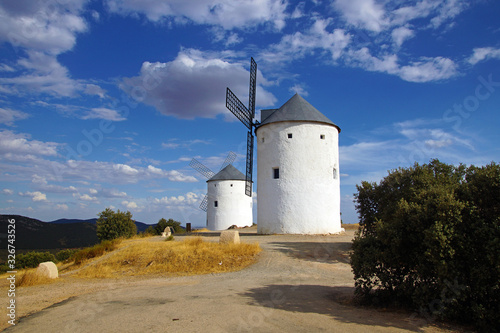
[106,0,288,30]
[20,191,48,202]
[0,130,59,156]
[468,47,500,65]
[3,189,14,195]
[121,49,276,119]
[122,200,138,209]
[0,1,108,98]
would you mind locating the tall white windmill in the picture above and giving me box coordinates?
[226,59,342,234]
[190,153,252,230]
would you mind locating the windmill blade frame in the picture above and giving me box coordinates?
[226,88,252,130]
[199,195,208,212]
[248,57,257,118]
[220,151,237,171]
[189,158,216,179]
[245,131,254,197]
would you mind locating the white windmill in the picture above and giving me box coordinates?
[226,59,342,234]
[190,153,252,230]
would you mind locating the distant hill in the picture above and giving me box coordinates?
[0,215,151,251]
[48,218,149,232]
[1,215,99,250]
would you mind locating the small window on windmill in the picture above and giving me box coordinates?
[273,167,280,179]
[214,201,218,207]
[287,133,293,139]
[333,167,337,179]
[230,184,233,187]
[262,137,265,143]
[320,134,325,139]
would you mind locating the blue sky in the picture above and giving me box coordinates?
[1,0,499,227]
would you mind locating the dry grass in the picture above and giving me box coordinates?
[72,239,120,265]
[342,223,360,230]
[15,268,57,288]
[192,228,211,233]
[75,236,261,278]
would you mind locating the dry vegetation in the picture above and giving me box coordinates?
[73,236,261,278]
[15,268,57,288]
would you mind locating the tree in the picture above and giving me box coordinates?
[146,218,184,235]
[351,160,499,331]
[96,208,137,241]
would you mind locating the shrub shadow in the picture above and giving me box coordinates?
[239,284,425,332]
[267,241,352,264]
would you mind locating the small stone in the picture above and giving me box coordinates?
[219,230,240,244]
[37,261,58,279]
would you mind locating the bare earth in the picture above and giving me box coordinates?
[2,228,465,332]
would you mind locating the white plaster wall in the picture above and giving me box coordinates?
[206,179,253,230]
[256,122,342,234]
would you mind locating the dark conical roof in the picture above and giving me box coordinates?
[257,93,340,132]
[207,164,246,182]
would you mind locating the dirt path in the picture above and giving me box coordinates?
[2,230,463,332]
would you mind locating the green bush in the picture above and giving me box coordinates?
[147,218,185,235]
[55,249,79,262]
[351,159,499,331]
[96,208,137,241]
[73,240,118,265]
[16,251,57,269]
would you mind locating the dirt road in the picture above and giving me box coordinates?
[4,229,461,332]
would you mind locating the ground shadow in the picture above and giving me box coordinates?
[239,284,426,332]
[267,241,352,264]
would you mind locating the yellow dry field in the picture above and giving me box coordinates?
[73,237,261,278]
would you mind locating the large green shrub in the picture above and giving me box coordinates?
[351,159,499,331]
[16,251,57,269]
[55,249,79,262]
[96,208,137,241]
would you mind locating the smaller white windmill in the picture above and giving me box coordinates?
[190,153,252,230]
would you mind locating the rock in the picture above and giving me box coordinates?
[37,261,58,279]
[219,230,240,244]
[161,227,172,238]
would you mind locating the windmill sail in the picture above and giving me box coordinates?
[189,158,216,179]
[245,131,254,197]
[225,57,258,198]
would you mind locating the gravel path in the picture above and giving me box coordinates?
[3,229,462,332]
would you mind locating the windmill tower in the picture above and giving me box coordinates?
[190,153,252,230]
[226,59,342,234]
[255,94,342,234]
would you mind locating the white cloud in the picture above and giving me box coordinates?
[106,0,288,30]
[0,130,59,156]
[333,0,387,32]
[3,189,14,195]
[468,47,500,65]
[20,191,48,202]
[346,48,457,82]
[153,192,201,207]
[399,57,457,82]
[391,26,414,47]
[121,49,276,119]
[289,84,308,96]
[0,1,87,53]
[74,193,98,202]
[122,200,138,209]
[56,204,69,210]
[0,108,29,125]
[262,19,351,64]
[161,139,210,150]
[81,108,126,121]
